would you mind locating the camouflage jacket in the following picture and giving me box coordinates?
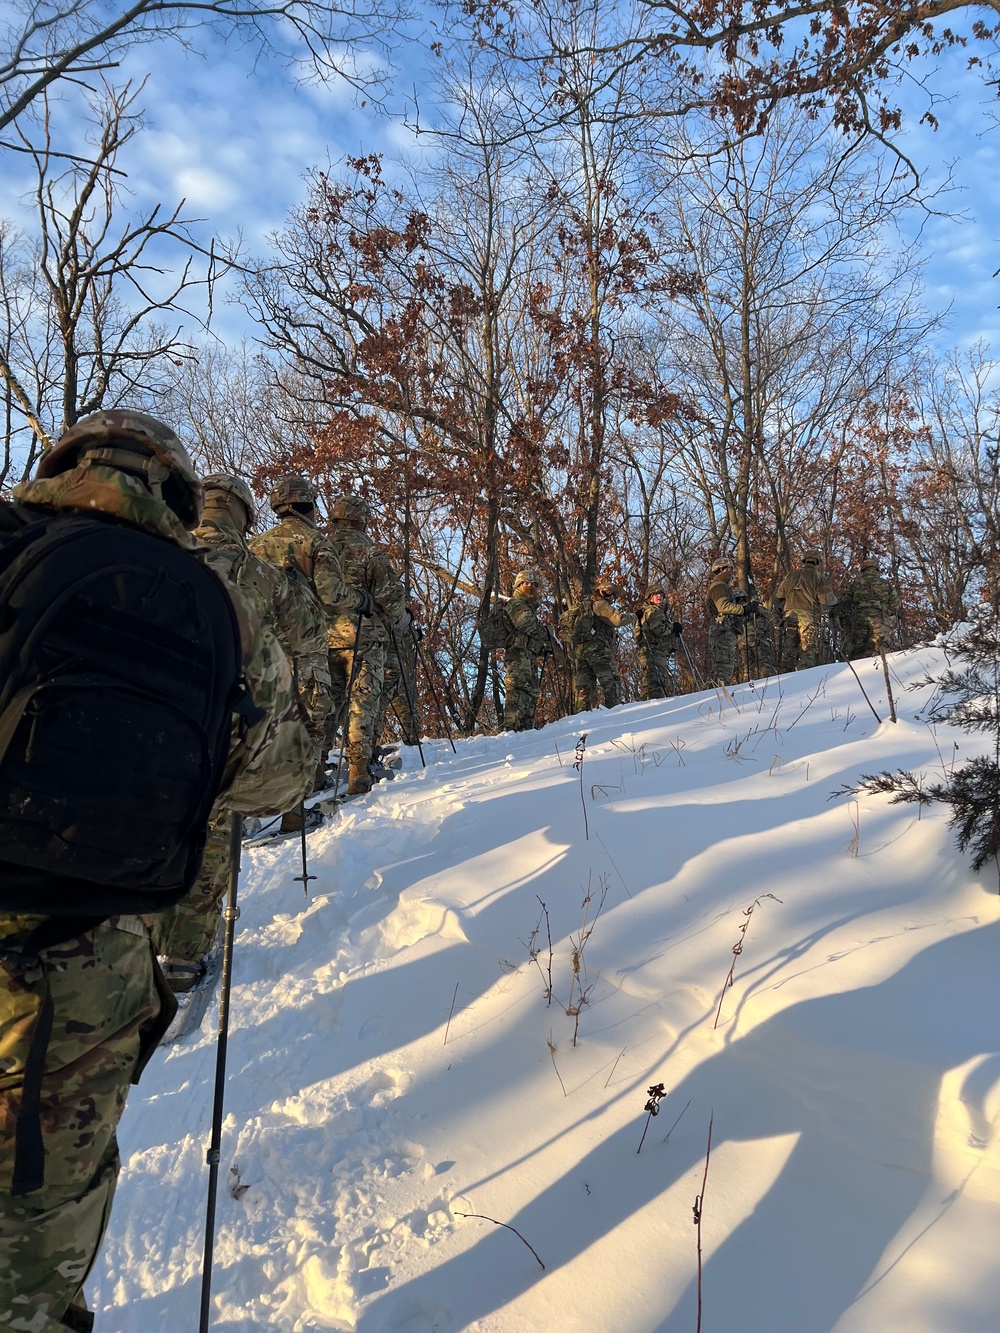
[503,590,550,655]
[327,524,406,650]
[706,578,745,629]
[635,601,679,654]
[249,510,359,622]
[774,565,838,619]
[591,596,637,654]
[840,569,898,619]
[11,465,313,821]
[195,504,326,660]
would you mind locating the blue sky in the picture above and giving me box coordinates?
[3,15,1000,356]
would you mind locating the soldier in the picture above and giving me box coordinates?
[500,569,553,731]
[734,579,778,681]
[705,558,746,686]
[635,585,682,699]
[773,548,838,672]
[562,576,637,712]
[838,557,899,660]
[0,412,312,1332]
[153,472,326,990]
[249,475,370,805]
[327,494,406,796]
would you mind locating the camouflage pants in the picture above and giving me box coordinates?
[843,612,890,661]
[297,651,335,787]
[637,648,674,700]
[329,644,386,769]
[736,618,778,680]
[780,613,819,672]
[572,648,621,712]
[708,623,737,686]
[0,920,171,1330]
[503,648,540,731]
[375,637,419,746]
[149,809,231,964]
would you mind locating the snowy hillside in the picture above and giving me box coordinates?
[91,648,1000,1332]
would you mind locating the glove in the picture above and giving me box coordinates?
[747,600,760,615]
[672,621,683,636]
[355,589,375,618]
[411,623,425,643]
[540,642,555,658]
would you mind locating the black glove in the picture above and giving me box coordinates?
[672,621,683,636]
[355,589,375,618]
[411,623,425,643]
[540,642,555,658]
[747,600,760,615]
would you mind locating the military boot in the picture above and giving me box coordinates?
[347,759,372,796]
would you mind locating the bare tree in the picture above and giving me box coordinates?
[1,0,405,141]
[0,79,235,476]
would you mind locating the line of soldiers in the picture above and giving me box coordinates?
[495,552,900,730]
[0,420,419,1330]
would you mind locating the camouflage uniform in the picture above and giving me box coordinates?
[152,480,325,971]
[249,486,360,786]
[705,566,745,686]
[635,592,680,699]
[838,562,899,660]
[735,583,778,680]
[774,553,838,672]
[0,417,312,1332]
[501,573,551,731]
[327,497,406,795]
[563,585,636,712]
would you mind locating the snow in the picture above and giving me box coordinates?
[90,647,1000,1332]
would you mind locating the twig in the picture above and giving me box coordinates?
[714,894,782,1029]
[847,800,860,857]
[547,1035,567,1098]
[693,1113,714,1333]
[537,896,554,1004]
[443,982,459,1046]
[879,646,898,723]
[573,734,589,840]
[454,1212,545,1270]
[594,830,632,898]
[662,1097,692,1144]
[603,1046,627,1088]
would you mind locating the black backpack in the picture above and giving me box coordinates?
[0,504,252,918]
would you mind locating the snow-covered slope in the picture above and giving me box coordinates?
[91,648,1000,1332]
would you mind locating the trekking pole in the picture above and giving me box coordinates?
[330,615,366,803]
[200,813,243,1333]
[391,624,426,767]
[741,613,753,683]
[414,638,458,753]
[289,661,315,895]
[678,630,705,691]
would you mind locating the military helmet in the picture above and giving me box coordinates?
[514,568,541,592]
[646,583,666,599]
[595,575,621,598]
[39,409,202,529]
[269,474,317,514]
[202,472,257,526]
[331,492,370,524]
[858,557,878,571]
[710,557,733,575]
[802,548,823,566]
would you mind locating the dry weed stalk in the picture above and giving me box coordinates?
[604,1046,627,1088]
[713,894,782,1029]
[846,801,861,857]
[693,1113,714,1333]
[565,872,610,1045]
[443,982,460,1045]
[547,1033,567,1097]
[636,1083,666,1153]
[454,1212,545,1270]
[573,733,589,840]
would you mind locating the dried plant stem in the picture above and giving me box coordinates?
[454,1212,545,1270]
[844,655,883,723]
[662,1097,692,1144]
[573,733,589,840]
[603,1046,627,1089]
[537,895,554,1004]
[693,1113,714,1333]
[547,1036,567,1097]
[443,982,459,1046]
[714,894,782,1029]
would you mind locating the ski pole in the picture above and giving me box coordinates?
[199,813,243,1333]
[414,639,458,753]
[678,630,705,691]
[391,624,426,767]
[330,615,366,803]
[290,661,316,894]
